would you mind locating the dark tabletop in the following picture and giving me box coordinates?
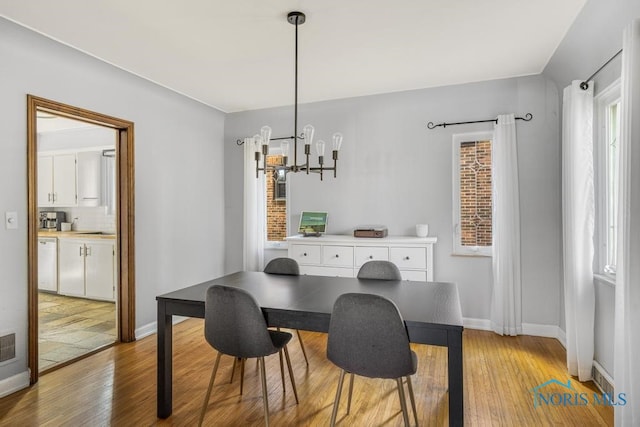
[157,271,463,329]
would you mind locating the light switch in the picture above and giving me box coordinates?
[5,212,18,230]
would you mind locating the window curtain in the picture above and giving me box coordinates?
[562,80,595,381]
[243,137,265,271]
[615,18,640,426]
[490,113,522,336]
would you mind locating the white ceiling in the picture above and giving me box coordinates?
[0,0,586,113]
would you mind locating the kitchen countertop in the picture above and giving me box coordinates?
[37,230,117,240]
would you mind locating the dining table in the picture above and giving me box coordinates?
[156,271,464,426]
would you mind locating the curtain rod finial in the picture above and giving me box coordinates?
[579,81,589,90]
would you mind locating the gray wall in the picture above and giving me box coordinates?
[542,0,640,377]
[0,18,226,383]
[225,74,563,326]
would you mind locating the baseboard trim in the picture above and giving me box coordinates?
[134,316,189,340]
[463,317,492,331]
[463,318,566,347]
[522,323,565,343]
[0,370,29,399]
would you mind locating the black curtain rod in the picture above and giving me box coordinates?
[427,113,533,130]
[580,49,623,90]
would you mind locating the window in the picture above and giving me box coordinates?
[452,131,493,256]
[595,80,621,277]
[265,154,288,246]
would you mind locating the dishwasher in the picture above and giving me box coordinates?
[38,237,58,292]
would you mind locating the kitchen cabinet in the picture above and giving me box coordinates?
[38,153,77,207]
[37,237,58,292]
[58,238,115,301]
[77,151,102,207]
[286,234,437,281]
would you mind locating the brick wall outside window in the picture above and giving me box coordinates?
[266,155,286,241]
[459,140,492,246]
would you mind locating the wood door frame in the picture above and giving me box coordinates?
[27,95,136,384]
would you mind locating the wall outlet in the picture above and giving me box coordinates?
[5,212,18,230]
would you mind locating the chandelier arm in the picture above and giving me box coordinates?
[270,136,298,142]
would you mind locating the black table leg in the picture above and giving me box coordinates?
[157,300,173,418]
[448,329,464,427]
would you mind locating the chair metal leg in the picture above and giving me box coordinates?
[259,357,270,427]
[278,350,286,394]
[275,327,289,386]
[240,358,246,395]
[229,357,237,383]
[396,377,410,427]
[282,345,299,404]
[330,369,347,427]
[406,375,418,426]
[346,373,355,414]
[198,352,222,427]
[296,329,309,365]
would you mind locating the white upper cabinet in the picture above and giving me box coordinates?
[37,155,53,207]
[38,153,77,207]
[77,151,102,207]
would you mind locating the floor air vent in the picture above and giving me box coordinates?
[0,333,16,363]
[592,364,614,396]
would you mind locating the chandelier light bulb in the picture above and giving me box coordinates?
[316,140,326,156]
[253,134,263,150]
[260,126,272,146]
[332,133,343,151]
[303,124,315,145]
[281,140,290,157]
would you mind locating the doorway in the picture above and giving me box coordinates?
[27,95,136,384]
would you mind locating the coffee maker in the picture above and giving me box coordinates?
[40,211,66,231]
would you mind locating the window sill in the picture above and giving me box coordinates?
[451,252,492,258]
[594,273,616,288]
[265,241,288,250]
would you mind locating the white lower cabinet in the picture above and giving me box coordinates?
[286,234,437,281]
[59,238,115,301]
[354,246,389,267]
[38,238,58,292]
[322,245,354,267]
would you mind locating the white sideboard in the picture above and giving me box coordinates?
[285,234,437,281]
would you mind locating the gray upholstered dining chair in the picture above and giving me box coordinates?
[199,285,298,427]
[264,257,300,275]
[356,260,402,280]
[263,257,309,365]
[327,293,418,426]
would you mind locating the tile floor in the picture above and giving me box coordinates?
[39,292,117,371]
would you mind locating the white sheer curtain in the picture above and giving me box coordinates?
[243,137,265,271]
[490,114,522,336]
[562,80,595,381]
[615,18,640,426]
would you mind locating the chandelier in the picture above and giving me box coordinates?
[246,11,343,181]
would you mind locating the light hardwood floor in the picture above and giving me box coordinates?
[0,319,613,426]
